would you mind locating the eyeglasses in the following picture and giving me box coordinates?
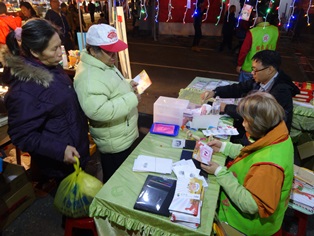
[251,67,269,74]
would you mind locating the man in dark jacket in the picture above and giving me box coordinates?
[45,0,74,51]
[201,50,300,138]
[88,0,95,23]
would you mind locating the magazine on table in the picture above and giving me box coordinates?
[290,178,314,208]
[168,177,204,216]
[170,201,202,224]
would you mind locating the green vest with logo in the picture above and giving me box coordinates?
[218,137,294,236]
[242,22,279,72]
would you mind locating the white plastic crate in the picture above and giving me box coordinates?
[153,96,189,126]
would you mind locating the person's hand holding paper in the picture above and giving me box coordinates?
[133,70,152,94]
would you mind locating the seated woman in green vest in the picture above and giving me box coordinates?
[201,92,294,236]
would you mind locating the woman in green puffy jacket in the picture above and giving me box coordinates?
[74,24,140,183]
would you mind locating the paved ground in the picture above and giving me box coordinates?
[1,12,314,236]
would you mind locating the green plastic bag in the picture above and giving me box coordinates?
[54,157,103,218]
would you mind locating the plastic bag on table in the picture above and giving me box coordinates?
[54,156,103,218]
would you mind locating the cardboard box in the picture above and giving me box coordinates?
[0,182,36,230]
[298,141,314,160]
[297,141,314,170]
[153,96,189,126]
[0,162,30,196]
[213,213,245,236]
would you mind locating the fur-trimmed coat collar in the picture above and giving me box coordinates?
[3,51,53,88]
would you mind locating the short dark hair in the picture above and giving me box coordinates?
[60,2,67,8]
[0,2,7,14]
[6,19,60,57]
[20,2,38,17]
[251,50,281,71]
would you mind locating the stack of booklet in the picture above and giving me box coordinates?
[133,155,173,174]
[290,165,314,212]
[169,159,208,229]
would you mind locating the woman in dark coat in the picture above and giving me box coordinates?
[2,19,90,182]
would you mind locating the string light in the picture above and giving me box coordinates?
[287,0,296,28]
[183,0,191,24]
[305,0,312,26]
[251,0,259,28]
[166,0,174,22]
[215,0,225,25]
[155,0,160,22]
[277,1,282,26]
[264,0,274,23]
[202,0,210,22]
[139,0,148,21]
[226,3,231,22]
[191,0,198,18]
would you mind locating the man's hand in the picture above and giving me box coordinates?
[64,145,80,164]
[200,90,215,103]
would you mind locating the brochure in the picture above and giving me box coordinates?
[192,141,213,165]
[170,201,202,224]
[133,155,173,174]
[134,175,177,216]
[133,70,152,94]
[168,177,204,216]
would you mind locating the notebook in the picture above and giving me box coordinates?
[134,175,177,216]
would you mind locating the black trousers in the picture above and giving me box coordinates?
[100,147,133,183]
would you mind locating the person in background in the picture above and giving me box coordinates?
[83,0,88,13]
[201,92,294,236]
[2,18,90,188]
[201,50,299,142]
[292,2,306,42]
[192,0,205,52]
[237,10,279,82]
[88,0,95,23]
[233,18,250,55]
[20,2,39,21]
[97,12,107,24]
[0,2,22,45]
[74,24,140,183]
[219,5,236,52]
[45,0,74,51]
[68,1,86,47]
[61,2,75,35]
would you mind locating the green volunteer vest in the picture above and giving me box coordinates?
[218,137,294,236]
[242,22,279,72]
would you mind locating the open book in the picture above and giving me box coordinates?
[133,70,152,94]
